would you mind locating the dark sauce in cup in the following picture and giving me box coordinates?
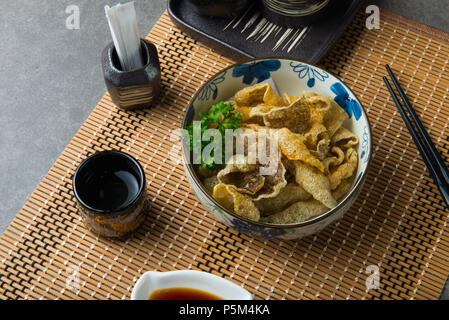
[81,169,140,211]
[73,150,147,238]
[149,287,223,300]
[75,152,143,212]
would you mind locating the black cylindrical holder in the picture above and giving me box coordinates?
[102,38,161,110]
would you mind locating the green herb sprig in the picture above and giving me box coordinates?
[186,101,242,170]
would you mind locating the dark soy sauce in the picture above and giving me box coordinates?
[149,287,223,300]
[75,152,142,212]
[83,169,140,211]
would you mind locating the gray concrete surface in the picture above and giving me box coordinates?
[1,0,448,299]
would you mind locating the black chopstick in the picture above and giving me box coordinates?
[385,65,449,184]
[383,65,449,208]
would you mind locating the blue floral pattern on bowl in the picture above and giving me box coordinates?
[198,71,226,101]
[290,62,329,88]
[360,126,370,163]
[232,59,281,85]
[331,82,362,120]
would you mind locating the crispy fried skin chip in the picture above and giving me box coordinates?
[303,120,330,161]
[255,183,312,216]
[331,127,360,149]
[252,161,287,201]
[234,104,278,124]
[283,93,298,105]
[323,146,345,174]
[313,138,330,160]
[276,128,324,172]
[219,171,265,195]
[304,122,328,150]
[329,148,358,190]
[203,88,359,224]
[234,83,285,107]
[243,124,324,172]
[256,97,311,134]
[291,92,349,137]
[233,106,257,123]
[287,160,337,209]
[217,151,287,201]
[332,178,353,200]
[233,83,285,123]
[324,100,349,137]
[261,179,352,224]
[213,184,261,221]
[217,154,265,195]
[261,199,326,224]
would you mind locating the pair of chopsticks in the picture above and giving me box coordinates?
[383,65,449,208]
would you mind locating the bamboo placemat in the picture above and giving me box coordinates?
[1,9,449,300]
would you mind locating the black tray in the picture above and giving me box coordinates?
[168,0,365,63]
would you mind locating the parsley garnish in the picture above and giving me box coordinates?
[186,101,242,170]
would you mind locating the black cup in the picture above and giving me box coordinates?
[73,150,147,238]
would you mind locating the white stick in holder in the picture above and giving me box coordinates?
[105,2,143,71]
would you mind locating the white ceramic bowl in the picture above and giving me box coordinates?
[131,270,253,300]
[181,58,372,240]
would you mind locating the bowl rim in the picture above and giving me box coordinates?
[181,57,373,229]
